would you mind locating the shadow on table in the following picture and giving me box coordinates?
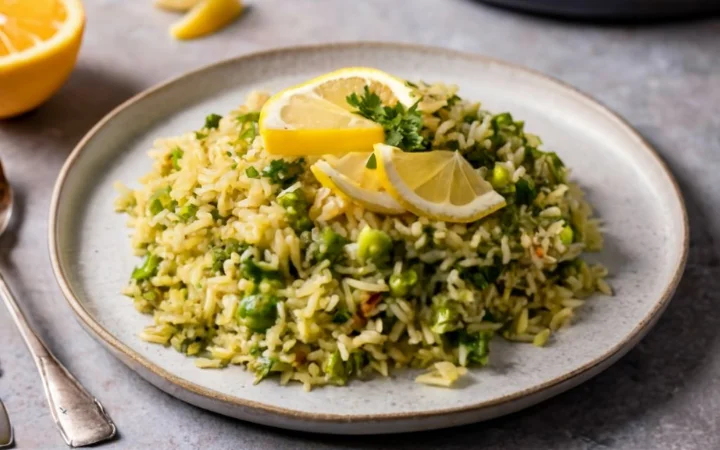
[243,147,719,448]
[0,64,141,159]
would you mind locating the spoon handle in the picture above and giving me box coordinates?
[0,272,116,447]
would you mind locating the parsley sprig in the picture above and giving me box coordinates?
[346,86,426,153]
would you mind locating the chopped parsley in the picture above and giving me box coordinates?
[515,177,537,206]
[204,113,222,129]
[346,86,426,152]
[262,158,305,188]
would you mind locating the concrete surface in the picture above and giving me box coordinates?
[1,0,718,448]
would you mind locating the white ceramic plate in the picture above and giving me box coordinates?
[49,43,688,434]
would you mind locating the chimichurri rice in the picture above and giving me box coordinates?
[115,82,611,390]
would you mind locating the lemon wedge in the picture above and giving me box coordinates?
[374,144,506,223]
[155,0,201,12]
[170,0,243,40]
[259,67,416,156]
[310,152,405,215]
[0,0,85,118]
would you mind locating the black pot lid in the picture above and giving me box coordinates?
[478,0,720,19]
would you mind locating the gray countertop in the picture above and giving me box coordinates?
[1,1,719,448]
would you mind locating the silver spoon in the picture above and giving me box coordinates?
[0,160,116,447]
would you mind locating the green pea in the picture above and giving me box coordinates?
[314,228,348,263]
[559,225,574,245]
[389,269,418,297]
[357,226,392,265]
[490,164,510,189]
[323,350,347,384]
[237,294,278,332]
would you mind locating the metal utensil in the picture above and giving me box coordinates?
[0,160,116,447]
[0,399,12,448]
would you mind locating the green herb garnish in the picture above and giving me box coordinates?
[262,158,305,188]
[346,86,425,152]
[204,113,222,129]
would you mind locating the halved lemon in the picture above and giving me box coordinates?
[374,144,506,223]
[170,0,243,40]
[259,67,416,156]
[0,0,85,119]
[310,152,405,215]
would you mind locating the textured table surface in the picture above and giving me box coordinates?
[1,1,719,449]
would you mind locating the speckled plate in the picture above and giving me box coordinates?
[49,43,688,434]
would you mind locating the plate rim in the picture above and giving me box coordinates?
[48,41,689,423]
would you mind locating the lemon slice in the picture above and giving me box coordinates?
[170,0,243,40]
[310,152,405,215]
[155,0,201,12]
[259,67,416,156]
[374,144,506,223]
[0,0,85,118]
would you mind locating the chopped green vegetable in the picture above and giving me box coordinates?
[491,164,510,189]
[388,269,418,297]
[323,350,347,384]
[515,177,537,206]
[559,225,574,245]
[239,125,256,142]
[204,113,222,129]
[177,203,198,222]
[344,351,368,378]
[431,303,460,334]
[464,144,496,169]
[148,187,175,216]
[252,356,289,384]
[459,331,492,366]
[365,153,377,169]
[132,253,162,281]
[169,147,184,170]
[332,308,352,324]
[245,166,260,178]
[262,158,305,188]
[236,112,260,124]
[240,258,282,284]
[194,131,207,140]
[446,94,461,107]
[277,190,313,233]
[346,86,426,152]
[461,265,502,290]
[313,228,348,263]
[356,226,393,265]
[237,294,279,332]
[210,239,247,274]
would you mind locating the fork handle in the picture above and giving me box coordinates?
[0,272,116,447]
